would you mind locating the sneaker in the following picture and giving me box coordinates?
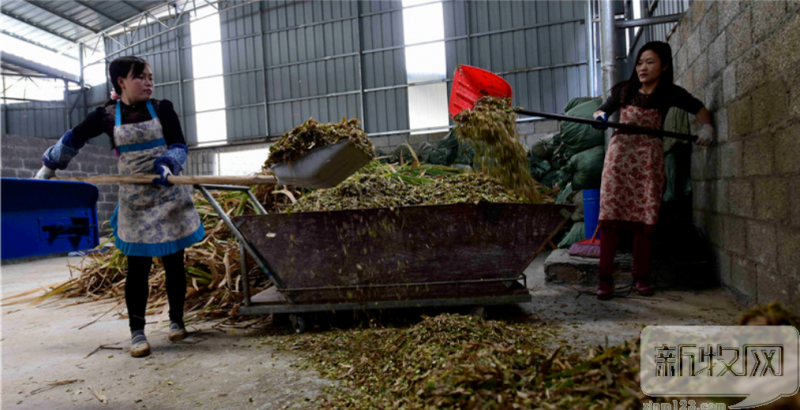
[130,330,151,358]
[168,321,188,343]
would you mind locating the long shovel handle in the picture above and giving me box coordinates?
[53,174,278,185]
[514,108,698,142]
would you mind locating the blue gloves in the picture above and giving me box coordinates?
[152,143,188,187]
[592,111,608,130]
[152,165,173,187]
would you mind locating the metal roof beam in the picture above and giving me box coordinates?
[0,28,78,60]
[0,9,81,42]
[74,1,122,24]
[25,1,99,34]
[0,52,81,83]
[121,1,146,13]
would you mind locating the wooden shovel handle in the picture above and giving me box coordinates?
[53,174,278,186]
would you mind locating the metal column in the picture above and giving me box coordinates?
[356,1,366,128]
[80,42,87,120]
[599,0,617,100]
[257,1,269,136]
[585,0,595,97]
[599,0,617,148]
[63,79,70,129]
[173,4,186,128]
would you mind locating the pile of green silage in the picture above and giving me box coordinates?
[288,160,554,213]
[454,96,543,204]
[264,117,375,168]
[269,314,644,409]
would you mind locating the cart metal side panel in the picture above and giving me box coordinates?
[233,203,571,303]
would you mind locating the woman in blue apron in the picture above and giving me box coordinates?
[34,56,204,357]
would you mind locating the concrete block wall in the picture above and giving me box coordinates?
[0,134,119,230]
[668,0,800,310]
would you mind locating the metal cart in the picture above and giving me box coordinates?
[197,184,572,333]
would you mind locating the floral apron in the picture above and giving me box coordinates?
[598,105,665,234]
[109,100,204,257]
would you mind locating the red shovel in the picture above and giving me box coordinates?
[448,65,698,142]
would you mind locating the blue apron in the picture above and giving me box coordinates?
[110,100,204,257]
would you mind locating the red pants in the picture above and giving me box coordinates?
[598,227,651,279]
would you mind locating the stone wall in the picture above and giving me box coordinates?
[0,134,119,231]
[668,0,800,310]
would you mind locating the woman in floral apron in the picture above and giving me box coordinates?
[34,56,204,356]
[591,41,714,300]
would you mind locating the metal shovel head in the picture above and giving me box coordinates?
[270,139,372,189]
[448,64,513,118]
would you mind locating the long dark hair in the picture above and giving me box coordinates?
[108,56,149,95]
[617,41,674,112]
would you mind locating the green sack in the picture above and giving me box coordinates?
[550,143,576,170]
[426,130,459,165]
[662,107,693,202]
[417,141,435,163]
[557,222,585,248]
[540,170,559,188]
[454,139,476,166]
[555,183,574,204]
[571,194,585,222]
[564,97,598,113]
[552,169,573,190]
[527,149,552,181]
[563,145,605,191]
[560,99,605,152]
[530,133,560,159]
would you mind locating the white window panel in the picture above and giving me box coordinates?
[218,147,272,175]
[193,77,226,112]
[195,110,227,146]
[404,42,447,83]
[190,43,224,78]
[402,2,445,44]
[407,83,449,131]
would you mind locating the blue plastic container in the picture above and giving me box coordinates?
[1,178,99,260]
[583,189,601,240]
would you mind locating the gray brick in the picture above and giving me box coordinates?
[534,121,558,134]
[754,177,788,221]
[746,220,777,265]
[698,3,720,51]
[687,30,703,65]
[792,178,800,229]
[751,0,786,42]
[388,135,407,147]
[729,179,753,218]
[727,97,751,139]
[2,158,23,169]
[1,169,17,178]
[742,134,773,176]
[775,127,800,174]
[516,122,535,136]
[694,180,709,210]
[725,216,746,255]
[777,227,800,281]
[752,80,788,133]
[719,0,740,29]
[703,77,723,111]
[756,262,790,306]
[708,32,726,78]
[765,12,800,78]
[408,134,427,145]
[713,108,728,144]
[730,255,757,300]
[722,65,736,104]
[717,249,732,287]
[719,141,742,178]
[726,9,752,62]
[712,179,728,214]
[736,46,766,97]
[371,136,390,148]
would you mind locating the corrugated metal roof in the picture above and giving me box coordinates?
[1,1,165,56]
[1,1,166,78]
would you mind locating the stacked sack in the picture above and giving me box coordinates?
[527,97,607,248]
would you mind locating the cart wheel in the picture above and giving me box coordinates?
[289,314,307,334]
[470,305,487,319]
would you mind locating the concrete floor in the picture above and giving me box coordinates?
[1,251,748,409]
